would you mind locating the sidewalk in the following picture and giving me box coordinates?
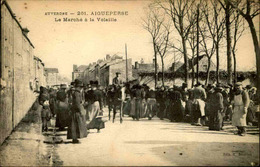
[0,101,50,166]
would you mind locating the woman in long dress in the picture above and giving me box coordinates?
[67,80,88,143]
[208,86,224,131]
[55,84,70,131]
[86,81,105,132]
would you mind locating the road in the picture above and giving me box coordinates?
[48,109,259,166]
[0,107,259,166]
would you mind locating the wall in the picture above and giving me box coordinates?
[100,66,109,87]
[0,1,46,145]
[46,73,58,86]
[0,3,14,146]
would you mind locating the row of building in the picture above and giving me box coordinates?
[71,52,218,87]
[72,54,162,87]
[0,0,63,145]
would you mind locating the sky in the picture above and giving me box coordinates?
[7,0,259,79]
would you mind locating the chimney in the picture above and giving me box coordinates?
[22,27,29,36]
[135,61,139,69]
[73,64,78,72]
[106,54,111,60]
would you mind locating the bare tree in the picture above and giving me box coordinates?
[156,22,171,87]
[187,26,197,87]
[142,6,164,88]
[230,1,246,84]
[200,1,218,85]
[218,0,233,85]
[155,0,197,84]
[228,0,260,102]
[207,0,226,83]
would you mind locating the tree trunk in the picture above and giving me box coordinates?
[161,56,165,87]
[205,57,211,86]
[232,49,237,85]
[182,37,189,84]
[153,40,158,88]
[246,17,260,103]
[225,1,232,85]
[216,42,220,84]
[191,50,195,88]
[196,5,200,84]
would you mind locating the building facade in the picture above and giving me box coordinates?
[0,0,46,145]
[72,65,88,82]
[45,68,59,87]
[99,58,132,87]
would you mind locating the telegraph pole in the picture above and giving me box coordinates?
[125,43,128,82]
[196,4,200,84]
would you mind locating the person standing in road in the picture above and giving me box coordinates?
[67,79,88,143]
[208,85,224,131]
[87,81,105,133]
[56,84,70,131]
[193,82,207,126]
[232,82,250,136]
[146,88,157,120]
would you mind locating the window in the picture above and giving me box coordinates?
[203,65,207,71]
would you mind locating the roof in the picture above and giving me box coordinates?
[100,59,127,69]
[74,65,88,72]
[2,0,34,48]
[137,64,155,73]
[175,55,206,73]
[168,61,183,71]
[45,68,59,73]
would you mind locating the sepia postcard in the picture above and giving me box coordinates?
[0,0,259,166]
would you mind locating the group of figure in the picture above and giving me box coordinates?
[38,70,258,140]
[38,79,105,143]
[104,73,258,137]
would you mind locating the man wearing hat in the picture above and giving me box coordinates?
[112,72,123,87]
[56,84,70,131]
[67,82,75,104]
[232,82,250,136]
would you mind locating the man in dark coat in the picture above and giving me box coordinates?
[112,72,123,87]
[67,80,88,143]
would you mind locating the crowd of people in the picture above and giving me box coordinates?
[38,79,104,143]
[118,80,258,136]
[36,72,259,144]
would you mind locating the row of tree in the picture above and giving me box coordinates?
[143,0,259,102]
